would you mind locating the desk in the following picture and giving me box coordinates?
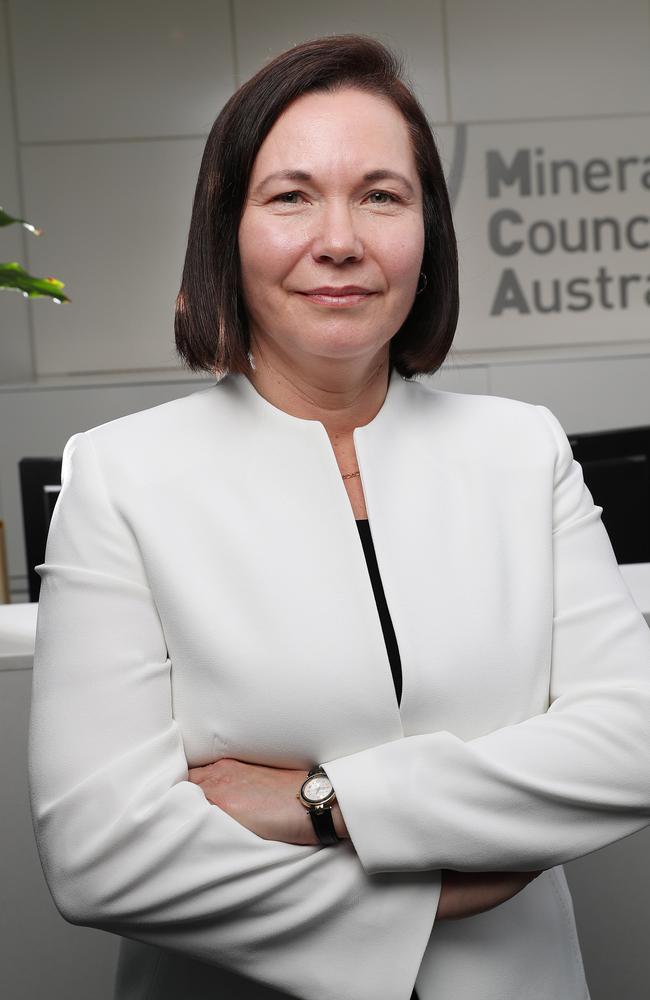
[0,602,38,671]
[0,602,118,1000]
[1,565,650,669]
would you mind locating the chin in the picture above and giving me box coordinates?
[298,334,383,357]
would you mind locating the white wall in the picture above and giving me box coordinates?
[1,3,650,998]
[1,0,649,589]
[2,0,650,395]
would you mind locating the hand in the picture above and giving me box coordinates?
[436,868,544,921]
[188,757,349,846]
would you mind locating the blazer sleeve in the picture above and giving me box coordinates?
[322,403,650,875]
[27,430,441,1000]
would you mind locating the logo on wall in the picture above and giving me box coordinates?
[445,122,467,213]
[437,116,650,352]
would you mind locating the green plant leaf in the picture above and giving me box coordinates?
[0,261,70,302]
[0,206,42,235]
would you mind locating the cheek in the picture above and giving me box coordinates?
[381,240,424,286]
[239,215,307,280]
[374,218,425,285]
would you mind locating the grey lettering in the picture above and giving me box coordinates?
[593,217,621,252]
[566,277,593,311]
[641,158,650,190]
[583,158,611,193]
[488,209,524,255]
[616,156,640,192]
[559,218,588,253]
[619,274,642,308]
[486,149,531,198]
[550,159,580,195]
[532,279,561,313]
[529,220,556,255]
[626,217,650,250]
[535,150,545,197]
[490,268,531,314]
[595,266,615,308]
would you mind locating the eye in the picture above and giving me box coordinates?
[272,191,306,204]
[270,189,401,207]
[367,190,400,204]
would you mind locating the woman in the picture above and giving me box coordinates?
[28,34,650,1000]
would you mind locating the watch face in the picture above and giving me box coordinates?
[302,774,333,803]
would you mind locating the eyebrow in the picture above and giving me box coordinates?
[252,168,416,197]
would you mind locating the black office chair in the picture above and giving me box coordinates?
[568,425,650,565]
[18,458,62,602]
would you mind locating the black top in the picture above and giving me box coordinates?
[355,518,403,706]
[355,519,420,1000]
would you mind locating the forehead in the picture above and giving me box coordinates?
[249,87,417,177]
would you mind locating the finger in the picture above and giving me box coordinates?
[187,766,209,783]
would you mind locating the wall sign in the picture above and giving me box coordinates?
[435,116,650,351]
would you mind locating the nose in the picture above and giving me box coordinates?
[311,200,364,265]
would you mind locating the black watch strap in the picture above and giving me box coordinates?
[308,802,340,846]
[307,765,340,846]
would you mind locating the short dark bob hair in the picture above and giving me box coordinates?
[174,34,459,380]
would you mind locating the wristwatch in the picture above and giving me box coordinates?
[297,765,341,846]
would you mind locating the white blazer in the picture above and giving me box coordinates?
[28,367,650,1000]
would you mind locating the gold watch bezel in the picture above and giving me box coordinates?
[298,771,337,809]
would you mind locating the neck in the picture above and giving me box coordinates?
[244,346,393,438]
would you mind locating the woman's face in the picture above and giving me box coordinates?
[238,86,425,370]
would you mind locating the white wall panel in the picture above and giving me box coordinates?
[422,362,490,395]
[235,0,448,123]
[488,354,650,432]
[447,0,650,122]
[0,0,33,382]
[0,1,19,202]
[21,137,205,376]
[9,0,234,141]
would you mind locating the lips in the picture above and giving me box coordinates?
[302,286,373,295]
[298,287,376,307]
